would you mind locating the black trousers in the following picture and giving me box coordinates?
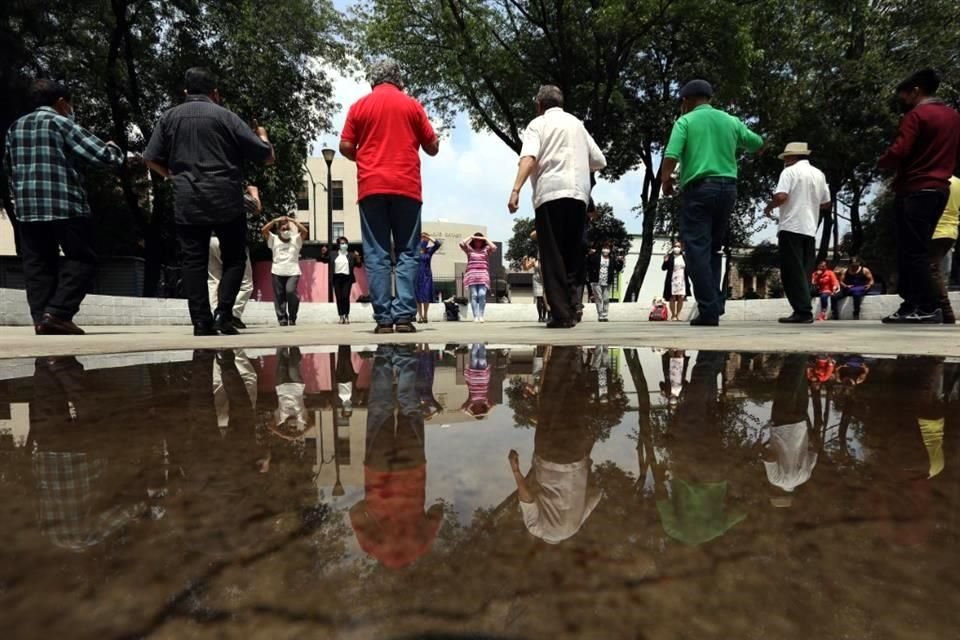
[534,198,587,324]
[19,217,97,324]
[272,275,301,322]
[177,217,247,326]
[778,231,815,317]
[895,189,949,312]
[333,273,352,316]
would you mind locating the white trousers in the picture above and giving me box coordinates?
[208,236,254,319]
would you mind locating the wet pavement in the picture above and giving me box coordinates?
[1,345,959,639]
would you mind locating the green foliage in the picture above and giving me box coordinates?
[505,217,537,270]
[1,0,345,291]
[587,203,631,256]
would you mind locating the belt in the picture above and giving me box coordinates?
[688,177,737,188]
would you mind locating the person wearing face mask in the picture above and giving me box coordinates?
[262,216,308,326]
[144,67,275,336]
[878,68,960,324]
[660,80,764,327]
[587,241,623,322]
[662,241,692,321]
[4,79,125,335]
[330,235,360,324]
[415,232,442,323]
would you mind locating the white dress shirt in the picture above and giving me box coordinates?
[774,159,831,238]
[520,107,607,209]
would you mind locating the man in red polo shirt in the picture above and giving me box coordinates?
[340,59,440,334]
[878,68,960,324]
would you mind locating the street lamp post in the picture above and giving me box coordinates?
[321,147,336,302]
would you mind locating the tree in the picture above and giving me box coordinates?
[587,203,631,256]
[1,0,346,295]
[505,217,537,270]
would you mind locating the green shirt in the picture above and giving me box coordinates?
[664,104,763,188]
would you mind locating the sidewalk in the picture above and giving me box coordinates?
[0,320,957,360]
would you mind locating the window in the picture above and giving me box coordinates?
[332,222,345,240]
[296,181,310,211]
[331,180,344,211]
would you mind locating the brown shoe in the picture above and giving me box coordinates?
[395,322,417,334]
[37,313,85,335]
[375,324,395,334]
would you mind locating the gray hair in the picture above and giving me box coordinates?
[368,58,403,89]
[535,85,564,110]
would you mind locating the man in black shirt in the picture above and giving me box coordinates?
[144,67,275,335]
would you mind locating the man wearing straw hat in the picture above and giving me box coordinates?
[764,142,832,324]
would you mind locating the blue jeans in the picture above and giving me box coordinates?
[366,345,423,456]
[679,179,737,321]
[359,195,422,325]
[469,284,487,318]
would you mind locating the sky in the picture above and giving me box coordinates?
[312,67,649,247]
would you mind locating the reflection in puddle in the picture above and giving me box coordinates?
[1,346,958,638]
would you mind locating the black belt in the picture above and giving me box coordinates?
[688,176,737,188]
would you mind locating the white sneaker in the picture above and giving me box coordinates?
[474,317,480,323]
[479,317,485,323]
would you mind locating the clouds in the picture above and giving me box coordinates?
[313,68,647,250]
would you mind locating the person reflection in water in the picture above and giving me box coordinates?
[508,346,603,544]
[29,357,146,550]
[258,347,308,473]
[763,354,819,508]
[461,343,493,419]
[417,344,444,420]
[213,349,258,437]
[335,345,357,420]
[350,346,444,568]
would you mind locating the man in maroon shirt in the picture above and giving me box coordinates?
[340,59,440,334]
[878,68,960,324]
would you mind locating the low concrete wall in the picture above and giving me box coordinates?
[1,287,953,326]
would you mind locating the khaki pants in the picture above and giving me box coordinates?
[208,236,253,319]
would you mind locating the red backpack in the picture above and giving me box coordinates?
[649,302,669,322]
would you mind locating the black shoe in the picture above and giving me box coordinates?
[853,313,861,321]
[778,314,814,324]
[289,319,297,327]
[193,322,217,336]
[599,318,610,323]
[882,305,915,324]
[906,308,943,324]
[546,319,575,329]
[395,322,417,333]
[375,324,395,334]
[36,313,85,335]
[278,318,289,327]
[232,316,247,330]
[214,312,239,336]
[690,316,719,327]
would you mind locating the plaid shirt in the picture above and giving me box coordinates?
[33,451,142,551]
[3,107,123,222]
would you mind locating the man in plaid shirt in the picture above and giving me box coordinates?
[4,79,124,335]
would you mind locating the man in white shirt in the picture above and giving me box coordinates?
[764,142,831,323]
[508,85,606,328]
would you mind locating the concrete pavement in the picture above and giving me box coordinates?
[0,319,958,360]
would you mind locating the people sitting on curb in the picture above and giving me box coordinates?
[811,261,840,321]
[832,258,874,320]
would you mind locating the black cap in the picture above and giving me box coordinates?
[679,79,714,99]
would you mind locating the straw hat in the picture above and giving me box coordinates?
[778,142,812,160]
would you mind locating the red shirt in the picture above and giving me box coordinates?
[350,465,441,568]
[340,84,436,203]
[878,100,960,194]
[812,269,839,294]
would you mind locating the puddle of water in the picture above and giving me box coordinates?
[1,345,958,639]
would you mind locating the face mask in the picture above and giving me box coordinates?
[602,249,611,256]
[280,230,293,240]
[339,243,348,252]
[673,247,681,255]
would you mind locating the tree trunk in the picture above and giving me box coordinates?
[817,204,833,264]
[624,161,661,302]
[848,186,864,257]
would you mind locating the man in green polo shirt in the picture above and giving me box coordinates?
[661,80,764,326]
